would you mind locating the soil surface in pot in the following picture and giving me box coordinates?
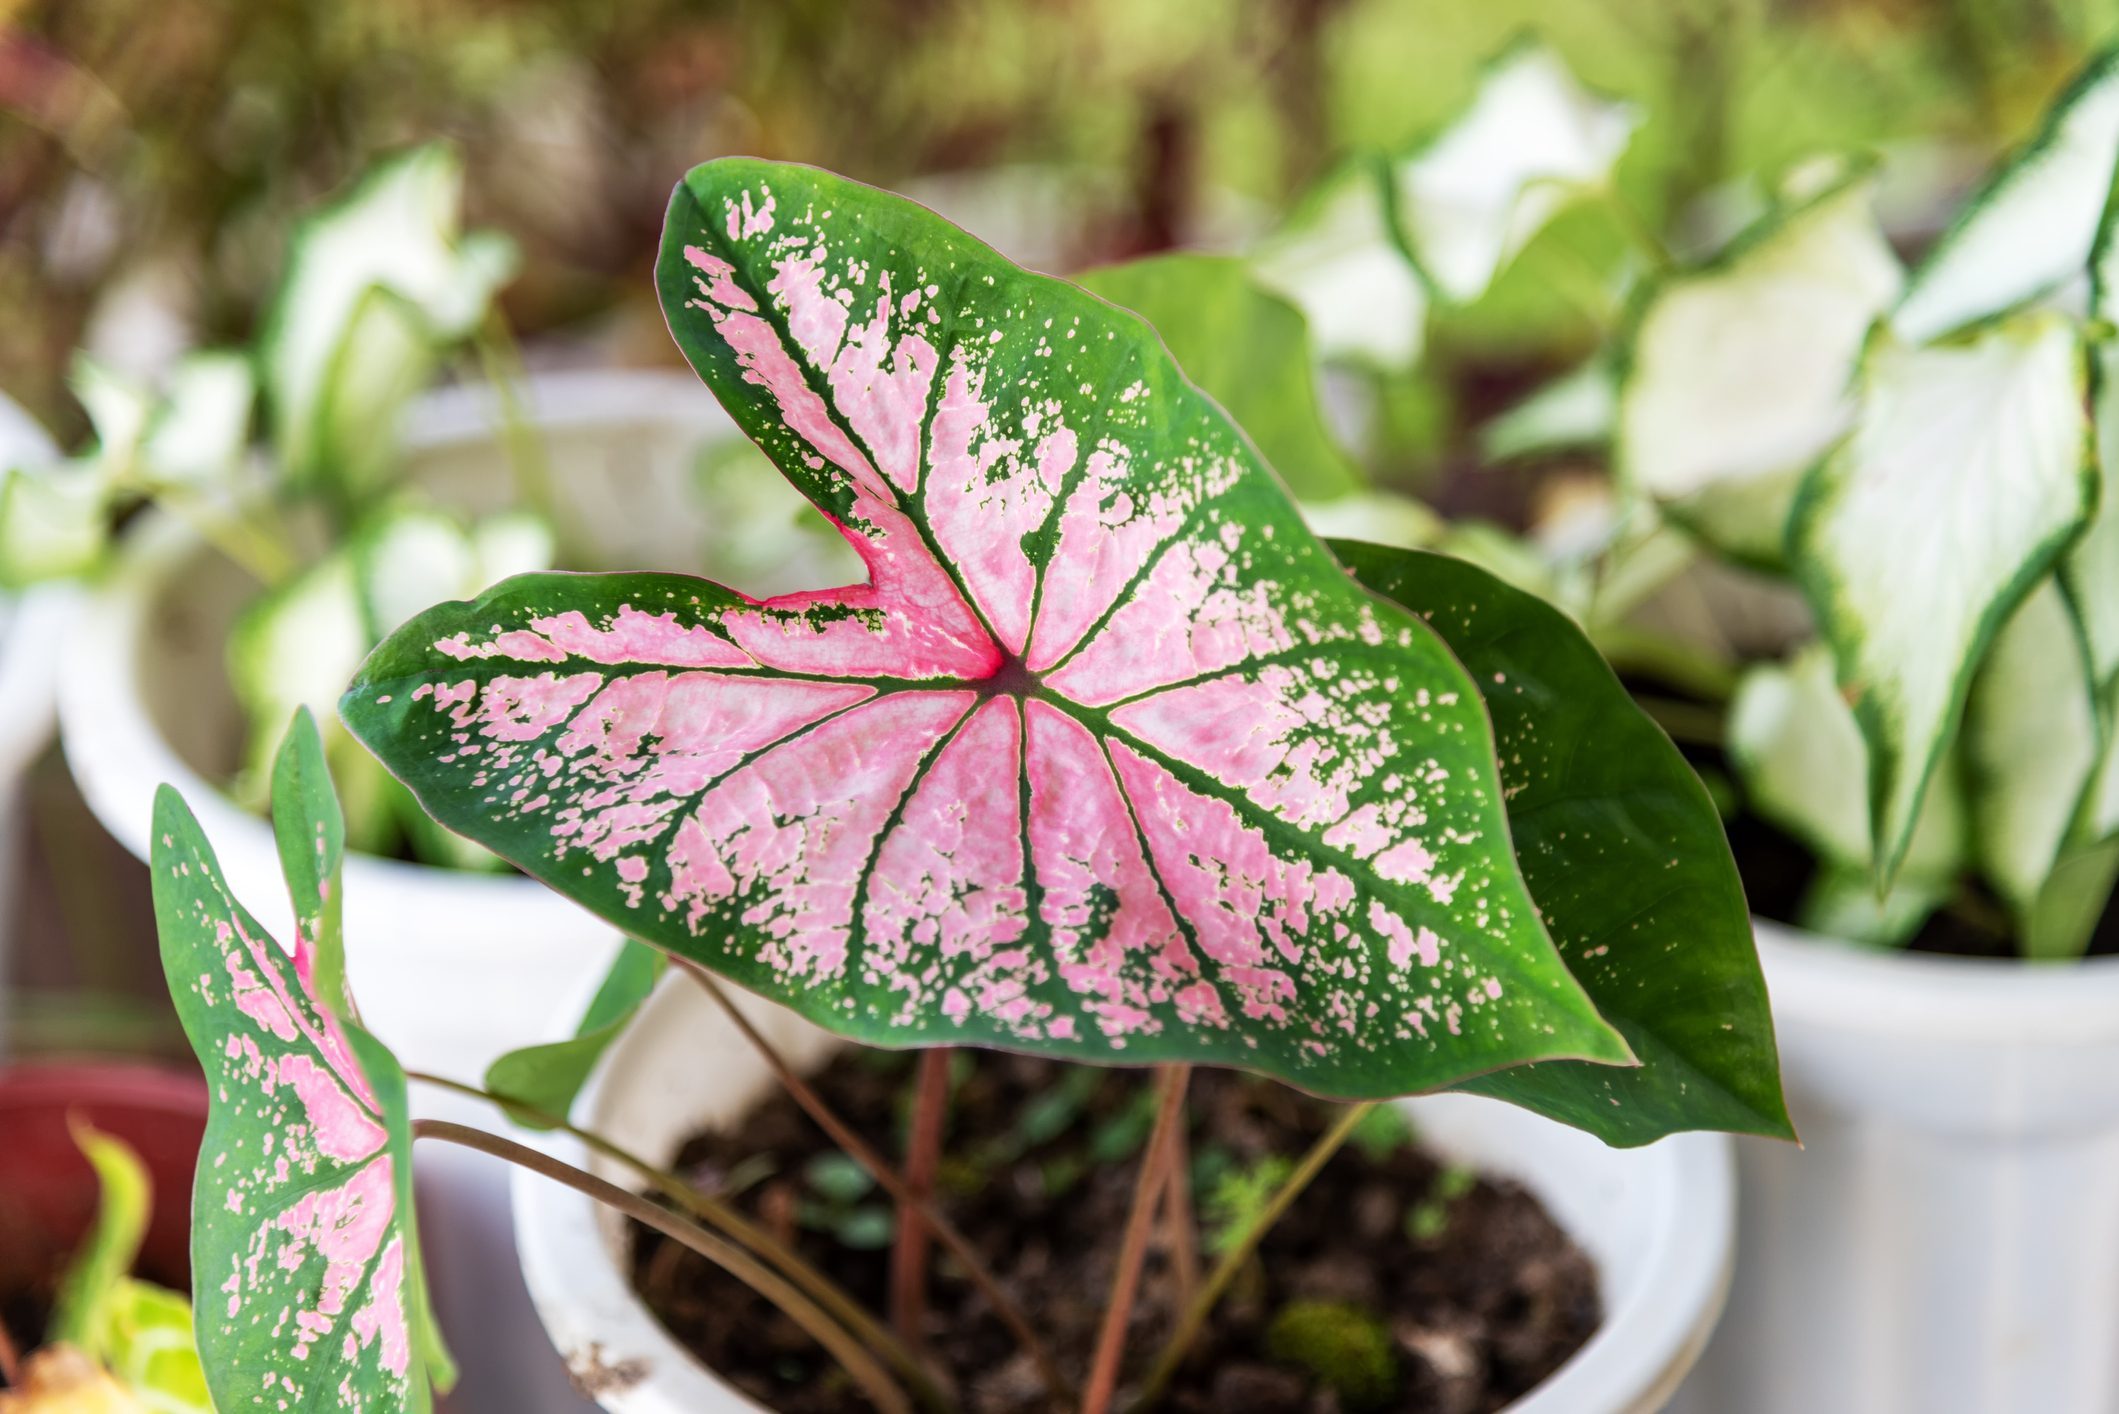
[629,1051,1599,1413]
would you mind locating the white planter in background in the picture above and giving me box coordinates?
[58,367,846,1414]
[1674,920,2119,1414]
[516,975,1736,1414]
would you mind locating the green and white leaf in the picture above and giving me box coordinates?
[2024,838,2119,959]
[0,459,107,586]
[1481,356,1615,462]
[261,144,516,492]
[1797,863,1949,951]
[1390,41,1639,304]
[1618,167,1901,565]
[1727,646,1965,882]
[1964,578,2101,918]
[2062,175,2119,689]
[1893,48,2119,345]
[141,351,256,489]
[1789,311,2093,883]
[1297,490,1443,551]
[1077,253,1366,500]
[1251,158,1427,371]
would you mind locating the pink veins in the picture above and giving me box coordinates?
[406,180,1526,1067]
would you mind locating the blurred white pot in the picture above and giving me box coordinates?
[1675,920,2119,1413]
[58,367,847,1413]
[515,975,1735,1413]
[0,390,84,1035]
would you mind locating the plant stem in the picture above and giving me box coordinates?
[891,1047,952,1348]
[675,960,1072,1405]
[142,485,296,587]
[411,1118,914,1414]
[1126,1100,1376,1413]
[402,1069,944,1409]
[1159,1115,1198,1311]
[472,311,570,564]
[1081,1064,1192,1414]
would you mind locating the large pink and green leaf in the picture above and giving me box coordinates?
[154,712,451,1412]
[341,158,1629,1098]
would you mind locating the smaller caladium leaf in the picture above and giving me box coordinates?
[1390,40,1638,305]
[1617,162,1901,566]
[2024,839,2119,959]
[1077,253,1365,501]
[261,144,516,494]
[486,938,664,1130]
[141,351,256,489]
[1250,158,1428,371]
[0,460,105,587]
[155,711,453,1414]
[1893,47,2119,345]
[1965,579,2101,919]
[1336,540,1790,1145]
[1481,356,1615,462]
[345,157,1634,1099]
[1796,863,1949,951]
[1728,647,1966,885]
[1789,310,2093,884]
[2061,179,2119,690]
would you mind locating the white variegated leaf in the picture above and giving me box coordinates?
[1481,356,1615,462]
[2063,177,2119,689]
[1965,578,2101,916]
[1790,312,2093,881]
[142,351,255,488]
[1893,50,2119,345]
[262,145,516,489]
[1391,42,1638,304]
[1728,647,1964,882]
[1618,169,1901,563]
[1251,159,1427,370]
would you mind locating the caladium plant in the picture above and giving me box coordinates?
[343,154,1680,1098]
[154,152,1786,1414]
[154,713,454,1413]
[1487,41,2119,957]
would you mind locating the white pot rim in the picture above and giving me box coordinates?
[1754,915,2119,1046]
[514,977,1734,1414]
[58,507,562,909]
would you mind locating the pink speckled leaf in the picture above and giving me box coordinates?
[153,714,451,1412]
[341,158,1629,1097]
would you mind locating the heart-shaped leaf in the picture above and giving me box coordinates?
[260,144,515,496]
[1077,253,1365,501]
[154,712,452,1412]
[1892,48,2119,345]
[343,158,1630,1099]
[1965,579,2102,920]
[1789,310,2093,884]
[1334,541,1790,1145]
[1250,158,1427,371]
[1617,163,1901,566]
[1390,40,1638,305]
[2063,169,2119,690]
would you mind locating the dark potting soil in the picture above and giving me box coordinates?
[628,1052,1599,1414]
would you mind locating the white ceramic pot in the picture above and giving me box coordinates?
[1673,919,2119,1414]
[0,391,85,1028]
[58,367,847,1414]
[515,975,1736,1413]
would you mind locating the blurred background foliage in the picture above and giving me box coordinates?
[2,0,2109,456]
